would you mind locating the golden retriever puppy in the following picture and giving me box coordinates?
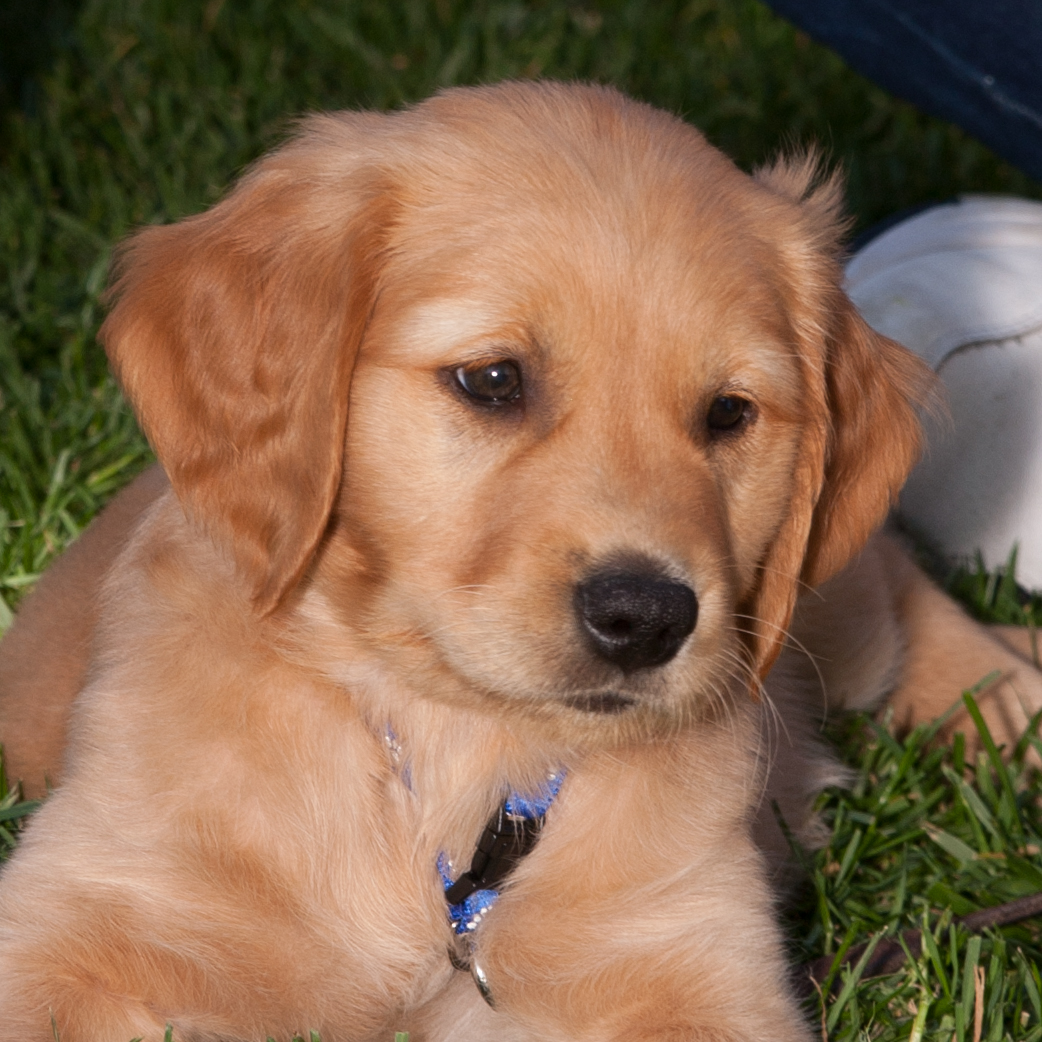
[0,80,1036,1041]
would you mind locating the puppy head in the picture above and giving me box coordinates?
[100,83,931,734]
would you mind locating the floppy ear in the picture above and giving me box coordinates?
[100,116,394,612]
[800,301,935,589]
[744,158,935,678]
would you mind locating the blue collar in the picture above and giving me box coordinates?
[382,724,564,933]
[383,723,564,1006]
[438,772,565,935]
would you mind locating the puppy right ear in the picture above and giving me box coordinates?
[100,115,396,612]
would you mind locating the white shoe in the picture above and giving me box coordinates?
[845,196,1042,589]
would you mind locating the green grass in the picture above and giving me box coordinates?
[3,1,1042,1039]
[947,548,1042,633]
[791,690,1042,1041]
[0,335,151,627]
[781,555,1042,1040]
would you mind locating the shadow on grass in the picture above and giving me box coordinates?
[0,0,81,113]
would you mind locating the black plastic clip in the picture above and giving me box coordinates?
[444,802,545,906]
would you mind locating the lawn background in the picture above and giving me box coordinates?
[2,1,1042,1039]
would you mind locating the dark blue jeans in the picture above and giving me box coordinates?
[764,0,1042,183]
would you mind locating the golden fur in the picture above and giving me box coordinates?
[0,81,1041,1041]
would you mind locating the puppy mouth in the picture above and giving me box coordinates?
[563,692,636,714]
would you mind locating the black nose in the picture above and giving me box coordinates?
[575,572,698,673]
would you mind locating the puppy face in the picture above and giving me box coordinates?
[324,174,803,728]
[101,82,930,739]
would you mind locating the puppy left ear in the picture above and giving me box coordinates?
[748,293,933,679]
[745,157,935,678]
[801,300,935,589]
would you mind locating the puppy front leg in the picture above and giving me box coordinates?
[0,958,171,1042]
[991,624,1042,668]
[875,534,1042,751]
[788,530,1042,753]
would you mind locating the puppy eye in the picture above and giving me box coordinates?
[454,360,523,404]
[706,395,750,433]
